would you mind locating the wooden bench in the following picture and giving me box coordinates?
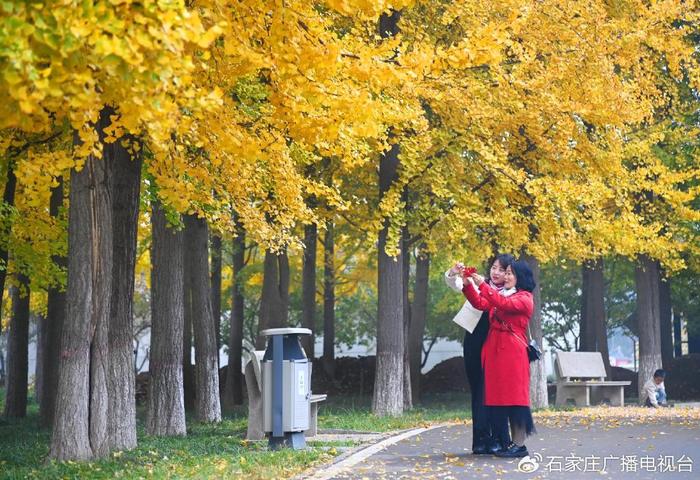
[554,351,631,407]
[242,340,326,440]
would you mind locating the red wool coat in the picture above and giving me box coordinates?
[463,281,533,406]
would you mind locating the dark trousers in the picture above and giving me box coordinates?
[463,313,493,448]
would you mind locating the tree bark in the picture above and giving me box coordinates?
[301,223,317,359]
[41,180,66,428]
[256,249,289,348]
[184,214,221,423]
[223,219,245,409]
[580,260,611,377]
[51,123,113,460]
[372,140,404,417]
[147,202,186,436]
[3,275,30,418]
[409,249,429,405]
[523,254,548,409]
[322,221,336,377]
[210,234,222,364]
[635,255,662,398]
[107,136,141,451]
[88,124,114,460]
[658,269,673,369]
[401,224,412,411]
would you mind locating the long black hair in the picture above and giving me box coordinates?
[511,260,536,292]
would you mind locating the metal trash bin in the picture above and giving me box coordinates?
[261,327,312,449]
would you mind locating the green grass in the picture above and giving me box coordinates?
[318,392,471,432]
[0,389,472,480]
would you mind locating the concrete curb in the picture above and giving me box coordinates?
[302,423,448,480]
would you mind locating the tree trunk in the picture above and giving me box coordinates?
[322,221,335,377]
[223,219,245,409]
[35,314,47,411]
[256,249,289,348]
[523,254,548,409]
[581,260,611,377]
[51,123,113,460]
[88,128,114,460]
[401,224,412,411]
[147,202,186,436]
[210,234,222,364]
[373,9,404,416]
[3,275,30,418]
[673,308,682,358]
[635,255,662,398]
[0,164,17,310]
[183,257,195,411]
[41,180,66,428]
[372,140,404,417]
[579,264,595,352]
[658,270,673,369]
[184,214,221,423]
[409,249,429,405]
[301,223,317,359]
[107,137,141,451]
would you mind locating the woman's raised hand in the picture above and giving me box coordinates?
[449,262,465,275]
[470,272,485,286]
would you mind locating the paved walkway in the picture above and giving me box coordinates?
[317,410,700,479]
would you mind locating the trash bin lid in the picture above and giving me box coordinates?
[261,327,312,337]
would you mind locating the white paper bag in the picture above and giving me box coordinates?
[452,298,483,333]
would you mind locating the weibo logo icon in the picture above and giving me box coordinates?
[517,453,543,473]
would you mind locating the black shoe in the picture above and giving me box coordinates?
[494,442,528,458]
[488,438,505,454]
[472,444,490,455]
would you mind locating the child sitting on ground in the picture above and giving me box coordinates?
[640,369,668,408]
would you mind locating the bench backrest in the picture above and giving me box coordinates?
[555,351,607,381]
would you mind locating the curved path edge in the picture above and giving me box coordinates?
[302,423,449,480]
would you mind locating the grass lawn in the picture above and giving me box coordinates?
[0,388,472,480]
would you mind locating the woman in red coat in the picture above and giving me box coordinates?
[462,260,537,458]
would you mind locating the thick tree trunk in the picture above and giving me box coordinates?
[210,234,222,364]
[401,225,412,411]
[41,180,66,428]
[223,220,245,409]
[256,249,289,348]
[3,275,30,418]
[372,140,404,417]
[301,223,317,359]
[88,126,114,460]
[580,260,611,377]
[322,221,335,377]
[51,126,113,460]
[523,254,548,409]
[658,271,673,369]
[107,137,141,451]
[184,214,221,423]
[409,250,429,405]
[635,255,662,398]
[147,202,186,436]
